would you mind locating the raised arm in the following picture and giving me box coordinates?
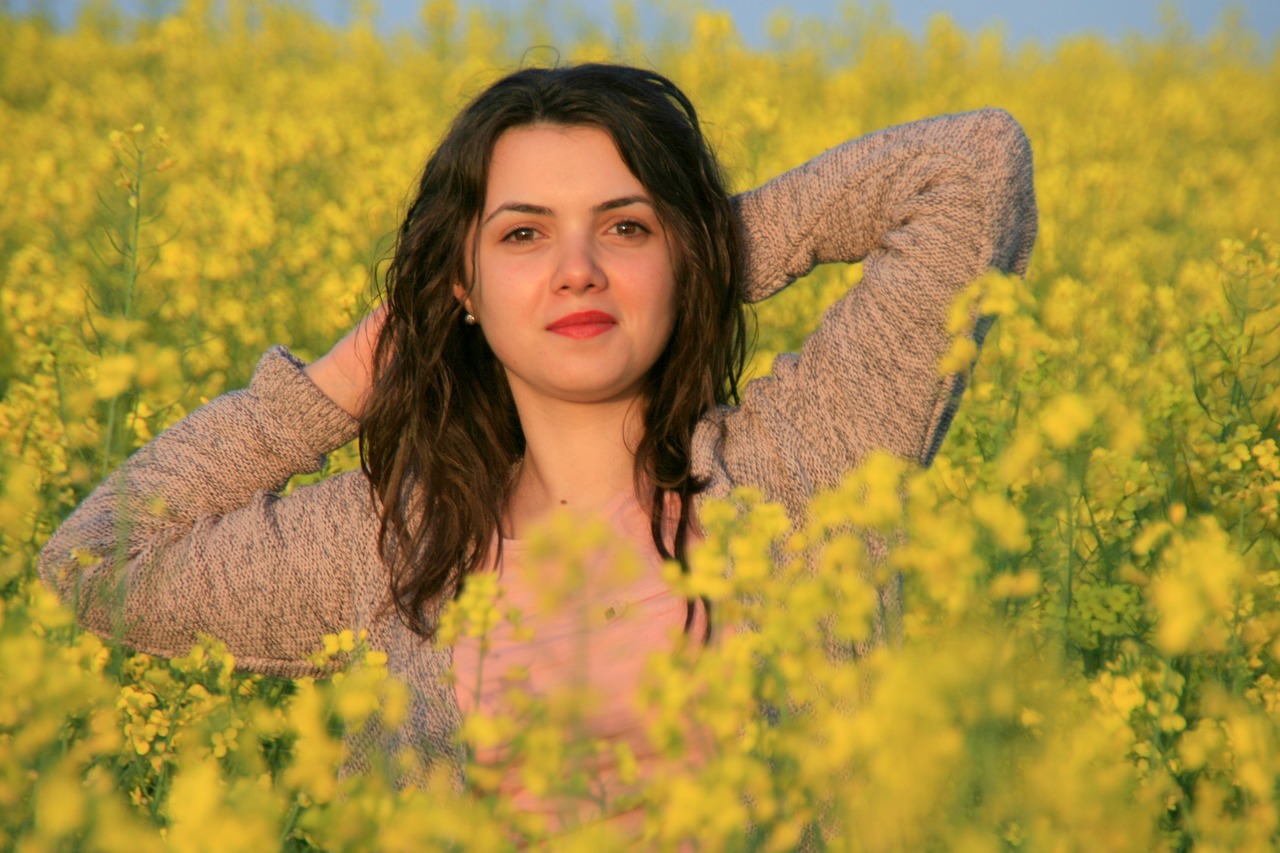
[38,347,380,677]
[707,109,1037,516]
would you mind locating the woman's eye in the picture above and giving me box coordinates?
[502,227,538,243]
[611,220,649,238]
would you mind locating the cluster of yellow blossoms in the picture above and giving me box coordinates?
[2,1,1278,849]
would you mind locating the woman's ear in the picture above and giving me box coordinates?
[452,283,477,325]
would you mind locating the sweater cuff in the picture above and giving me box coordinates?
[250,345,361,458]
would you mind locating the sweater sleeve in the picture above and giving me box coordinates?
[37,346,380,677]
[714,109,1037,516]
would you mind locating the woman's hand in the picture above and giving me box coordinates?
[303,304,388,420]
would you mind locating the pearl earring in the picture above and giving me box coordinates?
[464,311,477,326]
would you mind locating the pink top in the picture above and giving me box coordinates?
[450,490,707,834]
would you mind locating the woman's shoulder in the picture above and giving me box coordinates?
[690,383,821,521]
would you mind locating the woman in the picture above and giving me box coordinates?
[40,64,1037,831]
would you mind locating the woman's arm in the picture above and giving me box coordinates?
[38,347,380,677]
[714,109,1037,514]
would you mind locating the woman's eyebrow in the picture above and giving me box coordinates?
[483,202,551,225]
[594,195,653,213]
[482,195,653,225]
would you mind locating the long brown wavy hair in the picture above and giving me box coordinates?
[361,64,748,638]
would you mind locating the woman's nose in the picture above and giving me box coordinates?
[554,235,606,294]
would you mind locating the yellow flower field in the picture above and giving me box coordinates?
[2,2,1279,849]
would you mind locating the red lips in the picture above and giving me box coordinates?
[546,310,617,339]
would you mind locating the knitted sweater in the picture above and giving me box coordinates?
[39,108,1038,784]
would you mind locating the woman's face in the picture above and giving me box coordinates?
[459,124,677,410]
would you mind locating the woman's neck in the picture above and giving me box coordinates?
[506,394,646,539]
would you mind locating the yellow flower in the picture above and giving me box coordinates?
[1039,393,1095,449]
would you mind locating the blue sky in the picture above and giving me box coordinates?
[13,0,1279,46]
[446,1,1279,46]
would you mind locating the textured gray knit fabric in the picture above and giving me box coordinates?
[40,108,1038,784]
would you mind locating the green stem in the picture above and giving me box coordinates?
[464,641,486,767]
[125,144,143,323]
[1062,489,1075,651]
[98,140,145,481]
